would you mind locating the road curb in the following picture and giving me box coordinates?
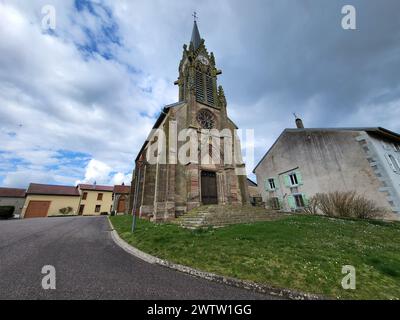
[107,217,327,300]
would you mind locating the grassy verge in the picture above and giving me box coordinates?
[110,214,400,299]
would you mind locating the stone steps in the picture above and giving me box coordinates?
[174,205,288,229]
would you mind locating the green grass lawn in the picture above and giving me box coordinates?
[110,214,400,299]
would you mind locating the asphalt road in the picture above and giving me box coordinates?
[0,216,277,300]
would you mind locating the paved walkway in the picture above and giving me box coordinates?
[0,216,277,299]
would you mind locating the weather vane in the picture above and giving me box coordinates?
[192,11,198,22]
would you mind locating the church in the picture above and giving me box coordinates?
[129,20,249,222]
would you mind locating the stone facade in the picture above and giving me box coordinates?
[129,22,249,222]
[253,126,400,219]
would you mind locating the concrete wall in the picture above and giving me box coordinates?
[79,190,113,216]
[255,130,392,213]
[21,195,80,218]
[0,197,25,216]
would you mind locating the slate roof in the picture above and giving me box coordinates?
[191,21,201,50]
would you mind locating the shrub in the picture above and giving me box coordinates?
[0,206,15,219]
[304,191,384,220]
[59,207,73,215]
[302,196,319,215]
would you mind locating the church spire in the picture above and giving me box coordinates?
[191,17,201,51]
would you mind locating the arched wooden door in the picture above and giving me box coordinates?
[117,196,126,213]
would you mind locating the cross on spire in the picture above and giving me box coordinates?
[192,11,198,22]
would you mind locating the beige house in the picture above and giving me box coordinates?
[77,184,114,216]
[22,184,80,218]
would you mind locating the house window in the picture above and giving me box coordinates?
[97,193,103,201]
[289,173,299,186]
[294,194,305,208]
[268,178,276,190]
[388,155,400,172]
[271,197,280,210]
[95,205,101,213]
[82,192,87,200]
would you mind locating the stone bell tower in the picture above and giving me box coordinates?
[174,20,229,130]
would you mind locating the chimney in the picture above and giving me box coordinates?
[293,113,304,129]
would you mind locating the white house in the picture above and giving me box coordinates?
[253,119,400,219]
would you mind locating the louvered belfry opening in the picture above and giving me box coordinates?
[206,75,214,105]
[195,70,205,102]
[195,69,215,107]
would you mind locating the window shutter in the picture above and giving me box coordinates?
[273,177,279,190]
[265,179,270,192]
[284,175,291,187]
[394,157,400,172]
[296,171,303,185]
[287,195,296,210]
[302,194,309,207]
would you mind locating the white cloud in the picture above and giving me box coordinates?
[1,0,399,188]
[76,159,111,185]
[110,172,132,186]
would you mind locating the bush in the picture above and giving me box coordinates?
[59,207,73,215]
[0,206,15,219]
[302,196,318,215]
[303,191,384,220]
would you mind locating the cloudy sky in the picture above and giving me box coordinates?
[0,0,399,188]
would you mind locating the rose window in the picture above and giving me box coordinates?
[196,109,215,129]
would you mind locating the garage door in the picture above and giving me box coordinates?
[25,201,51,218]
